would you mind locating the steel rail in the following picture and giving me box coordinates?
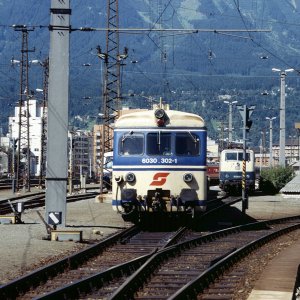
[0,191,99,215]
[34,227,188,299]
[0,225,138,299]
[110,216,300,299]
[170,222,300,299]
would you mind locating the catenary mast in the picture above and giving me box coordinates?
[98,0,127,193]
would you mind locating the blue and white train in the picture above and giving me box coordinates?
[219,148,255,194]
[112,108,207,223]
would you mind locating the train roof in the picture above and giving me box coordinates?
[221,148,254,153]
[115,109,205,128]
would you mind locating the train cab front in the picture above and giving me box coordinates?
[112,108,208,224]
[113,170,207,223]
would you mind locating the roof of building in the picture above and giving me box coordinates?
[280,173,300,194]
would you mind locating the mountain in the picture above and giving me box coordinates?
[1,0,300,147]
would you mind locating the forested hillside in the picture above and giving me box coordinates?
[1,0,300,146]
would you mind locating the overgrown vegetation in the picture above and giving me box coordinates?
[259,166,295,195]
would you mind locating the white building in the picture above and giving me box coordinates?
[8,99,46,177]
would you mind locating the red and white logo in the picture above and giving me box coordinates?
[150,172,170,186]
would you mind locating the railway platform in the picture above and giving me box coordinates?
[247,239,300,299]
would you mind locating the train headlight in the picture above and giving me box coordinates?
[183,173,193,183]
[154,109,166,126]
[115,175,123,183]
[125,172,136,183]
[154,108,165,119]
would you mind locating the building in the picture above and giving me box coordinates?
[207,137,219,162]
[8,99,46,177]
[92,124,113,179]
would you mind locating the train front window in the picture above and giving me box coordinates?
[238,152,250,161]
[147,132,172,155]
[119,133,144,155]
[175,132,200,155]
[226,152,250,161]
[225,153,237,161]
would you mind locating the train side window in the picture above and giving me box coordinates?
[119,134,144,155]
[147,133,172,155]
[175,132,199,155]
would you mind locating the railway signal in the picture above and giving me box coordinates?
[237,105,255,213]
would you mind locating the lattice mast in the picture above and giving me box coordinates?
[39,58,49,188]
[98,0,127,193]
[14,26,34,192]
[103,0,121,149]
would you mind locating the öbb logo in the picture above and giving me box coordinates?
[150,172,170,186]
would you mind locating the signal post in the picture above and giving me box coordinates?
[238,104,255,213]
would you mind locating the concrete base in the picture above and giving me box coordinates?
[50,230,82,242]
[0,216,17,224]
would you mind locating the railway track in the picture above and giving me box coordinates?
[2,194,298,299]
[9,215,298,300]
[111,216,300,300]
[0,225,187,299]
[0,191,99,215]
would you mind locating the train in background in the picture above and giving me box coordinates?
[207,161,219,185]
[219,148,255,194]
[112,108,207,224]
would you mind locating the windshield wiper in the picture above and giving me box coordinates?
[121,131,133,144]
[187,131,198,143]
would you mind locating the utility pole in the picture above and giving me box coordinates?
[266,117,276,167]
[295,123,300,161]
[12,25,35,192]
[224,100,238,146]
[45,0,71,227]
[68,130,74,194]
[97,0,127,194]
[272,68,294,167]
[39,58,49,189]
[218,121,225,152]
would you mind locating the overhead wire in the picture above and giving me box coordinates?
[232,0,300,75]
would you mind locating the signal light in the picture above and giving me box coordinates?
[246,109,253,132]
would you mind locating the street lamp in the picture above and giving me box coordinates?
[266,117,276,167]
[224,100,238,145]
[272,68,294,167]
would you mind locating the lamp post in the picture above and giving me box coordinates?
[272,68,294,167]
[266,117,276,167]
[224,100,238,146]
[297,129,300,161]
[289,135,297,163]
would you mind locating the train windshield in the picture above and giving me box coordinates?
[225,152,250,161]
[119,133,144,155]
[175,132,199,155]
[147,132,172,155]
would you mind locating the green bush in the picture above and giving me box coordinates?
[259,166,295,194]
